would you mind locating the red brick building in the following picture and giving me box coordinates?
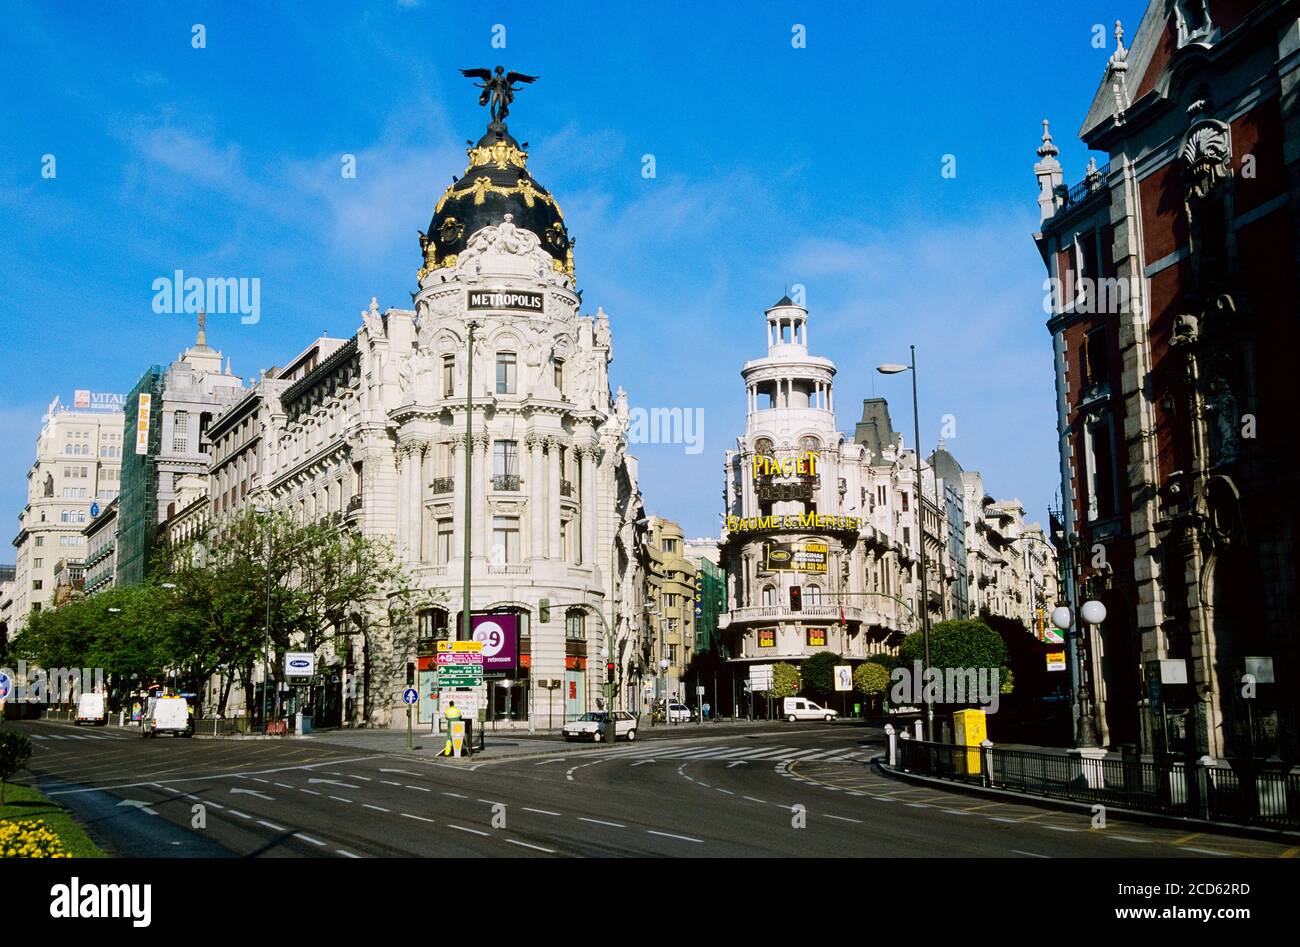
[1035,0,1299,761]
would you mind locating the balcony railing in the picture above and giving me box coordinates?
[488,564,530,575]
[1062,162,1110,208]
[345,495,362,514]
[727,604,863,624]
[491,474,521,492]
[430,477,454,495]
[560,479,574,498]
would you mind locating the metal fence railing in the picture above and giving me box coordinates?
[895,737,1300,831]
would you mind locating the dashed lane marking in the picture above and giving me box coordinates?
[328,795,352,804]
[648,830,704,844]
[294,833,326,847]
[507,839,556,854]
[337,849,361,858]
[257,820,287,832]
[523,807,561,816]
[401,813,435,823]
[1011,850,1050,858]
[447,824,489,837]
[362,804,390,813]
[580,817,625,828]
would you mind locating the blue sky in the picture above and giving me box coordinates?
[0,0,1145,547]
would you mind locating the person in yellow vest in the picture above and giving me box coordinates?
[442,700,463,756]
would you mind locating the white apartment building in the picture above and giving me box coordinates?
[10,397,124,631]
[718,297,919,677]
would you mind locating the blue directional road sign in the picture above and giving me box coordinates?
[402,687,419,705]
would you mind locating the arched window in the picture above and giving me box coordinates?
[753,437,775,457]
[799,435,821,453]
[761,585,777,607]
[565,608,585,640]
[418,607,449,641]
[805,584,822,605]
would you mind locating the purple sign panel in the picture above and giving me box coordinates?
[471,614,519,673]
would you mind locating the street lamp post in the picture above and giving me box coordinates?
[255,507,274,729]
[1051,594,1104,749]
[659,658,670,725]
[878,347,933,741]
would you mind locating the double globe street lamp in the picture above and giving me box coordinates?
[1051,598,1106,748]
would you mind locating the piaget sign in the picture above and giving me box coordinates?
[752,451,818,478]
[726,513,862,533]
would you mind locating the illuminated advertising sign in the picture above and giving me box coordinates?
[806,627,827,647]
[726,513,862,533]
[752,451,818,478]
[74,390,127,411]
[757,629,776,648]
[765,542,828,574]
[134,393,152,455]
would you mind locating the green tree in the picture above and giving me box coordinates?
[853,662,890,697]
[898,618,1013,695]
[0,731,32,804]
[768,662,800,699]
[799,652,844,698]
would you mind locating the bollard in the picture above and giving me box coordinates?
[913,718,923,740]
[884,723,896,767]
[980,739,994,788]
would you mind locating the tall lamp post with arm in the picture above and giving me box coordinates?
[878,347,933,741]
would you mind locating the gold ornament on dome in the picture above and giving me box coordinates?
[418,253,458,282]
[467,140,528,171]
[434,175,564,214]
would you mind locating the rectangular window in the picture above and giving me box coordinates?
[35,536,44,547]
[436,518,453,565]
[495,352,516,395]
[1083,325,1109,389]
[443,356,455,398]
[901,492,910,512]
[33,558,43,569]
[566,611,585,639]
[173,411,189,452]
[553,359,564,391]
[493,440,518,477]
[491,516,520,564]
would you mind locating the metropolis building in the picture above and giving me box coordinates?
[254,107,646,727]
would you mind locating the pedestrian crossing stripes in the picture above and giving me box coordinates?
[610,743,870,763]
[29,730,129,741]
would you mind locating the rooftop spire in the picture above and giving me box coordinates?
[1037,119,1060,159]
[196,308,207,349]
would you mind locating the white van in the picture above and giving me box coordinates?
[75,692,108,726]
[142,695,192,738]
[783,697,838,722]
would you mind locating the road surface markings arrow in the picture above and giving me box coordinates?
[230,788,275,801]
[116,799,158,816]
[308,778,360,789]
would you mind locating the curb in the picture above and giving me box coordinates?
[872,757,1300,845]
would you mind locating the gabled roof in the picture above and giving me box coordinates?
[1079,1,1170,141]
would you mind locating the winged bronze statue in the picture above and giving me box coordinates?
[460,66,539,124]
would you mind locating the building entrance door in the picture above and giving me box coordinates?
[563,669,585,722]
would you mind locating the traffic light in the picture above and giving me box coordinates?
[606,661,616,678]
[539,598,551,623]
[406,662,415,687]
[789,586,802,612]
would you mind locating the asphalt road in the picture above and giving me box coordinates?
[9,719,1296,858]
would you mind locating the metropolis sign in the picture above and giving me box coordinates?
[466,289,544,313]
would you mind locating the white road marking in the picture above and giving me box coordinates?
[535,759,565,765]
[406,785,430,792]
[229,810,252,820]
[294,833,326,847]
[308,778,360,789]
[990,817,1021,823]
[580,817,625,828]
[447,824,489,837]
[523,807,561,816]
[300,789,321,796]
[362,804,390,813]
[1109,835,1151,844]
[379,769,422,776]
[443,792,467,799]
[1040,825,1080,832]
[401,813,435,823]
[715,788,735,795]
[647,830,704,843]
[1184,847,1231,857]
[942,810,973,816]
[631,760,655,767]
[906,803,932,809]
[507,839,556,853]
[380,780,402,786]
[274,783,293,789]
[727,761,748,768]
[328,795,352,804]
[1011,849,1049,858]
[257,820,287,831]
[743,796,767,804]
[825,814,863,823]
[336,849,361,858]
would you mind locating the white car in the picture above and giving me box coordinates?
[563,711,637,742]
[783,697,838,722]
[665,703,693,723]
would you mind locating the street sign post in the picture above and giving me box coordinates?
[402,687,419,750]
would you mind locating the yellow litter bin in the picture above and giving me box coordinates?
[952,708,987,775]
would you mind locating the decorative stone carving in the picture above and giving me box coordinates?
[361,297,385,340]
[1180,119,1231,201]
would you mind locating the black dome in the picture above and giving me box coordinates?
[419,122,573,281]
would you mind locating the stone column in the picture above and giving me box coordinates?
[579,443,597,568]
[450,439,464,562]
[411,440,427,562]
[546,436,562,560]
[527,435,545,560]
[395,446,412,557]
[473,432,490,558]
